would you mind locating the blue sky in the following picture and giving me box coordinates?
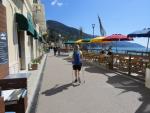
[41,0,150,47]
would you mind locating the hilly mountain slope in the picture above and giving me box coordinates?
[47,20,92,40]
[46,20,145,48]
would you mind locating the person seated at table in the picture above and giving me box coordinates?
[107,47,113,69]
[107,47,112,55]
[100,49,106,54]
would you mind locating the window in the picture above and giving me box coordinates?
[33,0,38,3]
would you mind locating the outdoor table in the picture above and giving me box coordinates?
[0,72,30,90]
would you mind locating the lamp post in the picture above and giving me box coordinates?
[58,34,62,47]
[92,24,95,38]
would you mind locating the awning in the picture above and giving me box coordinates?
[38,33,43,42]
[38,33,47,43]
[33,30,39,39]
[16,13,28,30]
[16,13,35,36]
[38,36,43,42]
[39,36,46,44]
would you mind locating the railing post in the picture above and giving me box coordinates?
[128,54,131,75]
[108,54,113,70]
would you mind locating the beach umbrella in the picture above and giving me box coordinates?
[64,40,75,44]
[90,36,109,43]
[103,34,133,41]
[90,36,110,49]
[103,34,133,52]
[82,38,91,43]
[75,39,83,44]
[80,38,93,49]
[75,38,91,44]
[127,28,150,52]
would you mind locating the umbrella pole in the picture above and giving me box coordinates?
[116,41,118,53]
[146,37,150,52]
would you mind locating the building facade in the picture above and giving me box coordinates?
[0,0,47,78]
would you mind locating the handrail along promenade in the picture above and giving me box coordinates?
[82,48,150,80]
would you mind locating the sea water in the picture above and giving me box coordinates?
[87,47,150,54]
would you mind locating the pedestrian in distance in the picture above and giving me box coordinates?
[53,46,57,56]
[49,46,51,52]
[72,45,83,83]
[58,46,61,56]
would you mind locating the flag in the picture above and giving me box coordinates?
[79,27,83,39]
[98,16,106,36]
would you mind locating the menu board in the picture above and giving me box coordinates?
[0,32,8,64]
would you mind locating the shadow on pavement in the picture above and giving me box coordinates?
[41,83,79,96]
[84,64,113,75]
[85,65,106,74]
[63,58,90,65]
[63,57,72,62]
[84,63,150,113]
[106,75,150,113]
[56,54,69,57]
[58,56,150,113]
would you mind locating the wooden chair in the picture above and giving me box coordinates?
[98,54,106,63]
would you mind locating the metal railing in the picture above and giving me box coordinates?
[82,49,150,80]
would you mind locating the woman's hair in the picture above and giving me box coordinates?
[73,45,81,60]
[74,45,79,51]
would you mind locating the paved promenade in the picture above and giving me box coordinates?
[35,53,150,113]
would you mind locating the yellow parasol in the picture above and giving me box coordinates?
[75,39,83,44]
[90,36,109,43]
[76,39,91,44]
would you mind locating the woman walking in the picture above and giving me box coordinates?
[72,45,83,83]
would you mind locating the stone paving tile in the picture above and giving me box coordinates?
[27,54,48,113]
[28,69,39,102]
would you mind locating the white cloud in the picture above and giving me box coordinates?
[51,0,63,7]
[57,2,63,7]
[51,0,57,6]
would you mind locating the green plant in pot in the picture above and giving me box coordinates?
[31,58,41,64]
[29,58,39,70]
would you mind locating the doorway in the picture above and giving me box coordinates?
[30,36,34,60]
[17,31,26,70]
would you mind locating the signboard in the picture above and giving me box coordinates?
[0,32,8,64]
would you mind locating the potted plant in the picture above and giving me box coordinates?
[145,62,150,88]
[28,58,39,70]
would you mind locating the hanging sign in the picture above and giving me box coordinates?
[0,32,8,64]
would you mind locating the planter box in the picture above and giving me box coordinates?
[145,68,150,89]
[28,63,38,70]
